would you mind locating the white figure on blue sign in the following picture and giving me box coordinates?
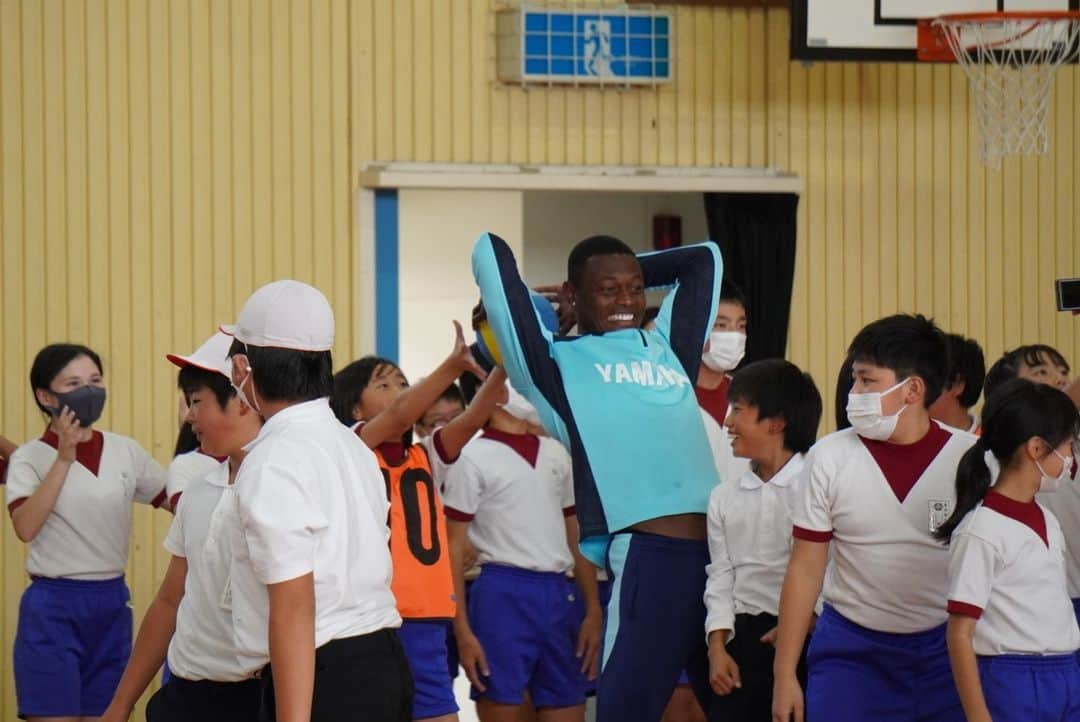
[583,19,613,77]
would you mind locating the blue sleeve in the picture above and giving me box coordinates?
[471,232,569,439]
[638,242,723,380]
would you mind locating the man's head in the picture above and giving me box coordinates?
[227,280,336,413]
[564,235,646,334]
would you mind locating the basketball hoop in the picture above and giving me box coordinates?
[917,11,1080,166]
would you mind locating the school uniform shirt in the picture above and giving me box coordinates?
[442,429,576,574]
[227,399,400,676]
[700,409,751,490]
[696,378,731,426]
[166,448,224,510]
[473,233,722,566]
[792,422,979,633]
[164,461,250,681]
[705,455,804,637]
[1035,436,1080,598]
[5,430,167,580]
[946,491,1080,656]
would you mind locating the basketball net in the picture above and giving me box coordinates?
[920,13,1080,167]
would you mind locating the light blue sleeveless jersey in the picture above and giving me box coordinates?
[472,233,723,565]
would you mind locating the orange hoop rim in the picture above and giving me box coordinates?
[932,10,1080,23]
[917,10,1080,62]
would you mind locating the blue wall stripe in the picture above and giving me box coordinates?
[374,189,399,361]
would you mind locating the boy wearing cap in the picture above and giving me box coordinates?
[102,330,262,722]
[226,280,411,722]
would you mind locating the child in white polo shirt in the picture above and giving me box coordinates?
[936,379,1080,722]
[226,280,410,722]
[6,343,169,720]
[985,344,1080,626]
[101,329,264,722]
[772,314,977,722]
[443,385,602,722]
[704,359,821,722]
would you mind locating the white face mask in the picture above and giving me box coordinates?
[846,378,910,441]
[1036,450,1074,493]
[499,385,541,427]
[231,353,261,414]
[702,331,746,372]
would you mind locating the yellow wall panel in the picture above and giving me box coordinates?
[2,2,1080,719]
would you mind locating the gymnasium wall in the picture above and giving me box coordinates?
[1,0,1078,718]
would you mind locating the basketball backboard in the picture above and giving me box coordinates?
[791,0,1079,61]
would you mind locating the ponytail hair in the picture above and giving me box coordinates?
[934,443,992,541]
[935,378,1080,543]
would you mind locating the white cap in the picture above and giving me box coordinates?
[226,280,335,351]
[166,328,235,377]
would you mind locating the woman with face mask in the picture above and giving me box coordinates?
[5,343,169,722]
[935,379,1080,722]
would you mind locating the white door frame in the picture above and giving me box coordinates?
[355,162,803,357]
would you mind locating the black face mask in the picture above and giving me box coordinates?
[48,385,107,427]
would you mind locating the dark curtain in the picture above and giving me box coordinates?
[703,192,799,364]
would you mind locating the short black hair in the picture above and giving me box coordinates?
[728,359,823,454]
[436,383,465,407]
[847,314,949,407]
[718,280,748,314]
[228,339,334,404]
[177,365,235,411]
[330,356,399,426]
[29,344,104,416]
[567,235,636,288]
[984,344,1071,401]
[943,334,986,409]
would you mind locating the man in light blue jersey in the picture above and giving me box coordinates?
[472,233,723,722]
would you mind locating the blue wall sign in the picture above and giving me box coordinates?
[496,6,673,85]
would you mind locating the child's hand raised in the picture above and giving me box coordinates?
[449,320,487,381]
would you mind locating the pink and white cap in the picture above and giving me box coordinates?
[166,328,235,378]
[225,279,335,352]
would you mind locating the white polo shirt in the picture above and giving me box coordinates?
[947,491,1080,656]
[228,399,400,675]
[164,461,250,681]
[442,429,575,574]
[792,422,978,633]
[5,430,167,580]
[1034,436,1080,598]
[166,448,222,509]
[705,454,804,636]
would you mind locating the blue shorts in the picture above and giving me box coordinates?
[597,533,710,722]
[978,653,1080,722]
[14,576,132,718]
[468,564,588,709]
[806,605,963,722]
[398,619,458,719]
